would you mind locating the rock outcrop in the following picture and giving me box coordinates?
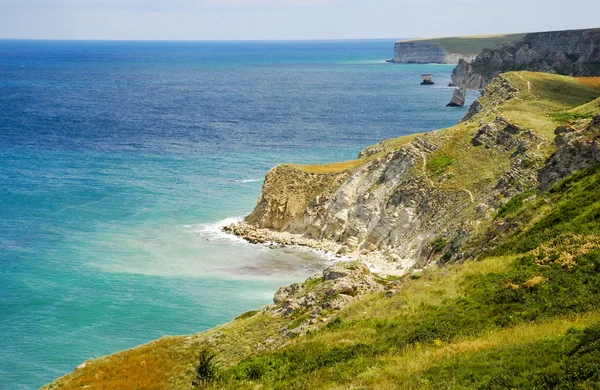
[268,261,383,318]
[244,164,349,232]
[451,58,487,90]
[539,114,600,190]
[452,28,600,89]
[447,87,466,107]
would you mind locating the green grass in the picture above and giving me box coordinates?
[496,189,535,218]
[497,165,600,253]
[234,310,259,321]
[400,33,526,56]
[424,123,512,194]
[417,324,600,389]
[287,73,600,183]
[551,111,595,124]
[426,155,454,174]
[562,96,600,120]
[475,72,600,139]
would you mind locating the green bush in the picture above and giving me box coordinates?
[233,355,281,381]
[427,155,454,175]
[551,111,593,124]
[496,190,535,219]
[430,236,447,252]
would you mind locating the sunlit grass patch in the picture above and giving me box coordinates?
[291,133,424,175]
[400,33,526,56]
[289,158,370,174]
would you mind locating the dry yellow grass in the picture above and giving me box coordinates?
[290,133,422,174]
[577,76,600,89]
[288,159,368,174]
[43,336,195,390]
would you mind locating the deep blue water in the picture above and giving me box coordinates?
[0,39,476,388]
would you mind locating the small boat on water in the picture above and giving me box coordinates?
[421,74,434,85]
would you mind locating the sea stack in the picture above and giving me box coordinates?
[447,87,466,107]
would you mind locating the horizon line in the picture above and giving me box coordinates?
[0,37,405,43]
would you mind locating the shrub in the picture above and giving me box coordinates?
[496,190,535,219]
[430,236,447,252]
[426,155,454,175]
[192,348,218,388]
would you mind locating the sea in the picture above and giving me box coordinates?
[0,39,477,389]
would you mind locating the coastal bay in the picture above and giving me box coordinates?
[0,39,473,389]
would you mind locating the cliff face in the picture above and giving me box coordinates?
[452,28,600,89]
[244,164,349,232]
[392,33,526,64]
[230,72,600,271]
[247,133,472,269]
[393,42,460,64]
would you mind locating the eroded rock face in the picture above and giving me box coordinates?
[244,135,465,268]
[539,115,600,190]
[470,116,546,200]
[244,164,349,232]
[452,28,600,89]
[452,59,487,90]
[447,87,466,107]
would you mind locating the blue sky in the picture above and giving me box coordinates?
[1,0,599,40]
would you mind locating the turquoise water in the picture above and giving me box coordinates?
[0,40,476,388]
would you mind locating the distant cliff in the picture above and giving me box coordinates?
[452,28,600,89]
[393,41,452,63]
[393,34,525,64]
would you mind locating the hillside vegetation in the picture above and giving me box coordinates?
[399,33,526,56]
[44,72,600,389]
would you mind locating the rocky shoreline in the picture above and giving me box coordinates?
[223,221,410,276]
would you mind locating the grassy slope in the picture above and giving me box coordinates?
[399,33,527,56]
[210,166,600,390]
[44,73,600,389]
[498,72,600,138]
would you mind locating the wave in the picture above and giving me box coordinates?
[233,179,260,183]
[184,216,249,244]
